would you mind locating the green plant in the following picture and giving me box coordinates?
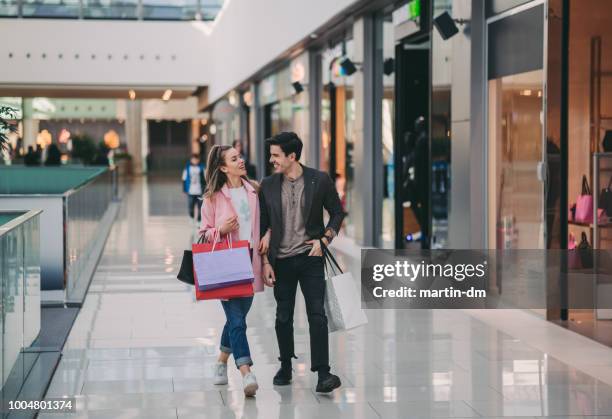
[71,135,97,165]
[0,106,18,152]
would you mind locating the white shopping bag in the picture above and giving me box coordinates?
[322,244,368,332]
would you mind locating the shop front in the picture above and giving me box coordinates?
[258,53,310,176]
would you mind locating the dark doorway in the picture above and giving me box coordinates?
[148,120,190,172]
[394,46,430,249]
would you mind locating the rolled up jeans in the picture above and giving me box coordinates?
[219,295,254,368]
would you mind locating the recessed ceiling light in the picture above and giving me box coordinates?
[162,89,172,101]
[129,89,136,100]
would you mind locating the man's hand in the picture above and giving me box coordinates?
[259,229,271,255]
[219,215,239,235]
[263,263,276,287]
[306,238,327,257]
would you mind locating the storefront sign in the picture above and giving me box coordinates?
[393,0,428,42]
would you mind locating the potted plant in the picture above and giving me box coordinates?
[0,106,18,156]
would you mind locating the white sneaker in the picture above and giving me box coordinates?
[242,372,258,397]
[213,362,228,385]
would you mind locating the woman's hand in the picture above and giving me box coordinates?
[259,229,271,255]
[219,215,239,235]
[263,263,276,287]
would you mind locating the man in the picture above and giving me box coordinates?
[259,131,345,393]
[181,154,205,222]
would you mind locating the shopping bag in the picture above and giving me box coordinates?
[575,175,593,223]
[192,235,254,291]
[321,241,367,333]
[177,235,204,285]
[195,281,253,301]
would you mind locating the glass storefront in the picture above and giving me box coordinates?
[486,2,545,250]
[321,40,356,238]
[259,54,310,174]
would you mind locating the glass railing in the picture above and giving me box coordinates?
[0,166,118,305]
[0,210,42,403]
[64,170,114,301]
[0,0,223,20]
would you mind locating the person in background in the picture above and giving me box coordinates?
[24,146,38,166]
[182,154,206,223]
[45,144,62,166]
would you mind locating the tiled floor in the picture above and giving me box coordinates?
[41,176,612,419]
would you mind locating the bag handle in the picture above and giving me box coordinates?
[582,175,592,195]
[210,230,232,252]
[319,238,343,275]
[196,234,205,244]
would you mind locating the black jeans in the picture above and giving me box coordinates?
[274,252,329,372]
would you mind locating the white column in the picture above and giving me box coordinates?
[126,100,144,175]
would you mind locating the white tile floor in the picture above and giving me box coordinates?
[41,176,612,419]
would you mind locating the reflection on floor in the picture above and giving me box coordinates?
[41,176,612,418]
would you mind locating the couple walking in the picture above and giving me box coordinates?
[198,132,345,397]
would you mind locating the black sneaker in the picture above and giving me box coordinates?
[315,373,341,393]
[273,366,292,386]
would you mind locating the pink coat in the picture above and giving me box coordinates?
[198,179,263,293]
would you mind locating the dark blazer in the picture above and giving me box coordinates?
[259,165,345,266]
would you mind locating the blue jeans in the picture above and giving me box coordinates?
[220,296,253,368]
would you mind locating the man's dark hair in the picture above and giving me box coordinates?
[266,131,303,161]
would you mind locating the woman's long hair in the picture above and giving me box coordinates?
[204,145,258,199]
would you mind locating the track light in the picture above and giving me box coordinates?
[340,58,357,76]
[383,58,395,76]
[433,11,469,40]
[292,81,304,94]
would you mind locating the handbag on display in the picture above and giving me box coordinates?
[575,176,594,223]
[192,233,254,291]
[599,176,612,223]
[577,231,594,270]
[321,240,368,333]
[568,232,581,269]
[177,235,204,285]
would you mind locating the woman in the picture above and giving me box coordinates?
[199,145,268,397]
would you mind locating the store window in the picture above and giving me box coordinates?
[486,3,545,249]
[321,40,356,238]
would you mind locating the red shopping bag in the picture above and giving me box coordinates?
[193,238,254,301]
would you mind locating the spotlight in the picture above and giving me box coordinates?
[292,81,304,94]
[433,11,459,40]
[383,58,395,76]
[340,57,357,76]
